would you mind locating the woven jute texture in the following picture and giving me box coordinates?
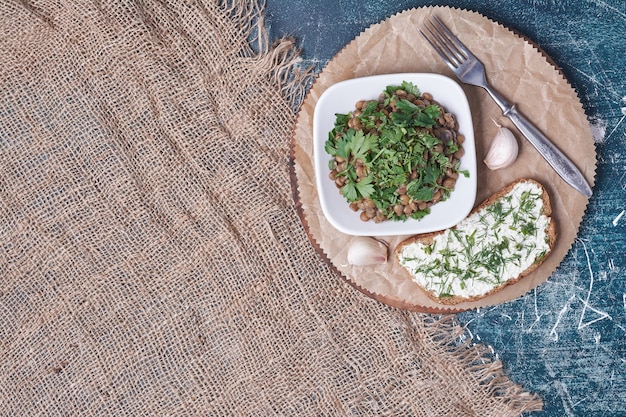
[0,1,542,415]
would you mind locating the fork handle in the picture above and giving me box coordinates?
[486,88,593,197]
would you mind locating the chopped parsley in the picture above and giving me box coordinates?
[325,81,468,223]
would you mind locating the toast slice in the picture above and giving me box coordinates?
[394,178,556,305]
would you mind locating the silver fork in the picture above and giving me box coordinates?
[421,16,593,197]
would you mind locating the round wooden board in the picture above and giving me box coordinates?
[290,6,596,313]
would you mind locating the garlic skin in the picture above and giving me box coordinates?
[484,126,519,170]
[347,237,388,266]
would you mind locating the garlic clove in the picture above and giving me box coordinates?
[484,126,519,170]
[347,236,388,266]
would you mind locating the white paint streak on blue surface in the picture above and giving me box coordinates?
[549,294,575,342]
[533,287,542,319]
[589,0,626,19]
[577,240,612,330]
[606,114,625,141]
[522,288,544,333]
[606,96,626,140]
[612,209,625,226]
[619,169,626,191]
[553,380,576,417]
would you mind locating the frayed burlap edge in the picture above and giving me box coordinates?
[421,315,544,414]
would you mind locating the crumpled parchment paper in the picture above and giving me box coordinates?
[291,6,596,312]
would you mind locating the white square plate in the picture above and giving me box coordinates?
[313,73,477,236]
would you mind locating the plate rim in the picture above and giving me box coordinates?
[312,72,478,236]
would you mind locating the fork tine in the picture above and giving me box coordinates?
[430,16,473,60]
[421,23,462,68]
[420,28,460,73]
[420,18,467,70]
[420,25,453,65]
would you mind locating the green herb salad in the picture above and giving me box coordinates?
[324,81,469,223]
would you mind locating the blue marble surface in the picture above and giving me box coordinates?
[267,1,626,415]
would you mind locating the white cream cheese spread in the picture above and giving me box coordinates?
[397,181,551,299]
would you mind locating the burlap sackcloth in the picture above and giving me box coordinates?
[0,1,542,415]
